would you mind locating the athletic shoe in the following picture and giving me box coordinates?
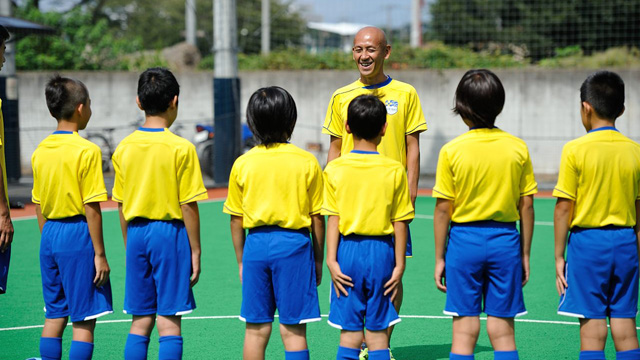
[359,347,369,360]
[389,348,396,360]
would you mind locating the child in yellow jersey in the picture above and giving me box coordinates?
[433,69,537,360]
[323,94,414,360]
[223,86,325,360]
[32,75,113,360]
[554,71,640,360]
[112,68,207,360]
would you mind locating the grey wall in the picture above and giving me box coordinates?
[16,69,640,178]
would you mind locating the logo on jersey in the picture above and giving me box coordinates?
[385,100,398,115]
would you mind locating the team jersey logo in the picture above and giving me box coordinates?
[385,100,398,115]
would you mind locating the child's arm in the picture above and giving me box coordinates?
[384,220,408,301]
[85,202,110,288]
[433,198,452,293]
[519,194,535,286]
[229,215,245,283]
[406,133,421,207]
[326,215,352,297]
[554,198,574,296]
[0,167,13,253]
[326,136,342,163]
[635,200,640,261]
[118,203,128,247]
[35,204,46,233]
[181,202,201,287]
[310,214,325,286]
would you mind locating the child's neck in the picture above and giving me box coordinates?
[588,117,616,131]
[352,137,380,152]
[56,119,79,132]
[142,115,172,129]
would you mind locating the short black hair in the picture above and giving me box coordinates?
[347,95,386,140]
[246,86,297,145]
[0,25,9,43]
[580,71,625,121]
[45,74,89,120]
[137,67,180,115]
[453,69,505,128]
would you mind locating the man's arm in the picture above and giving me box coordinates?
[229,215,245,283]
[406,132,421,207]
[325,215,352,297]
[85,202,110,287]
[434,198,452,292]
[518,195,535,286]
[326,136,342,164]
[35,204,46,233]
[181,202,201,287]
[0,167,13,253]
[310,214,325,286]
[117,203,128,247]
[554,198,574,296]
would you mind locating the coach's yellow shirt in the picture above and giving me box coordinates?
[322,151,414,236]
[223,143,323,230]
[553,127,640,228]
[0,100,7,206]
[322,77,427,167]
[112,128,207,222]
[31,131,107,219]
[433,128,538,223]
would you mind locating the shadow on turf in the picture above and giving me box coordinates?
[391,344,493,359]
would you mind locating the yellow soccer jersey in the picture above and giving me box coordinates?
[112,128,208,222]
[433,128,538,223]
[322,151,414,236]
[223,143,323,230]
[322,77,427,167]
[0,100,7,206]
[553,127,640,228]
[31,131,108,219]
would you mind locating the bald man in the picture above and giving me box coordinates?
[322,26,427,358]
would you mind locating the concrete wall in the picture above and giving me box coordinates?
[16,69,640,178]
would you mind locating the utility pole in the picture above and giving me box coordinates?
[410,0,422,48]
[0,0,20,182]
[186,0,196,45]
[213,0,240,185]
[261,0,270,54]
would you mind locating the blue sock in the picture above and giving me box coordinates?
[337,346,360,360]
[580,350,606,360]
[617,348,640,360]
[40,337,62,360]
[494,350,519,360]
[69,341,94,360]
[369,349,391,360]
[285,349,310,360]
[158,336,183,360]
[124,333,150,360]
[450,353,475,360]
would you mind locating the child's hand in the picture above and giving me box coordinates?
[522,255,530,286]
[238,263,243,284]
[434,259,447,293]
[93,255,110,288]
[315,260,323,287]
[384,265,405,301]
[327,260,352,297]
[555,258,568,296]
[190,254,201,287]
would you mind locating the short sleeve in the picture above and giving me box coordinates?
[321,167,339,216]
[223,162,244,216]
[391,167,414,222]
[405,88,428,135]
[31,152,40,204]
[432,147,455,200]
[111,147,124,203]
[307,159,323,215]
[177,144,208,204]
[80,147,108,203]
[553,145,578,200]
[322,92,344,138]
[520,149,538,196]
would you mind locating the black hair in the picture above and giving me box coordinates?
[347,94,386,140]
[137,67,180,116]
[45,74,89,120]
[580,71,625,121]
[246,86,297,145]
[0,25,9,43]
[453,69,505,128]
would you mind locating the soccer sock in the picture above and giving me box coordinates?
[285,349,310,360]
[40,337,62,360]
[494,350,519,360]
[337,346,360,360]
[450,353,475,360]
[617,348,640,360]
[579,350,606,360]
[369,348,391,360]
[69,340,94,360]
[124,333,150,360]
[158,335,183,360]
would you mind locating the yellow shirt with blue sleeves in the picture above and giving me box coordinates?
[112,128,208,222]
[223,143,323,230]
[31,131,108,219]
[322,77,427,168]
[553,127,640,228]
[322,151,415,236]
[0,100,7,206]
[433,128,538,223]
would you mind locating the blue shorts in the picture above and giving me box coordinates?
[240,226,321,325]
[124,219,196,316]
[444,221,526,318]
[328,234,400,331]
[558,226,639,319]
[40,216,113,322]
[0,245,10,294]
